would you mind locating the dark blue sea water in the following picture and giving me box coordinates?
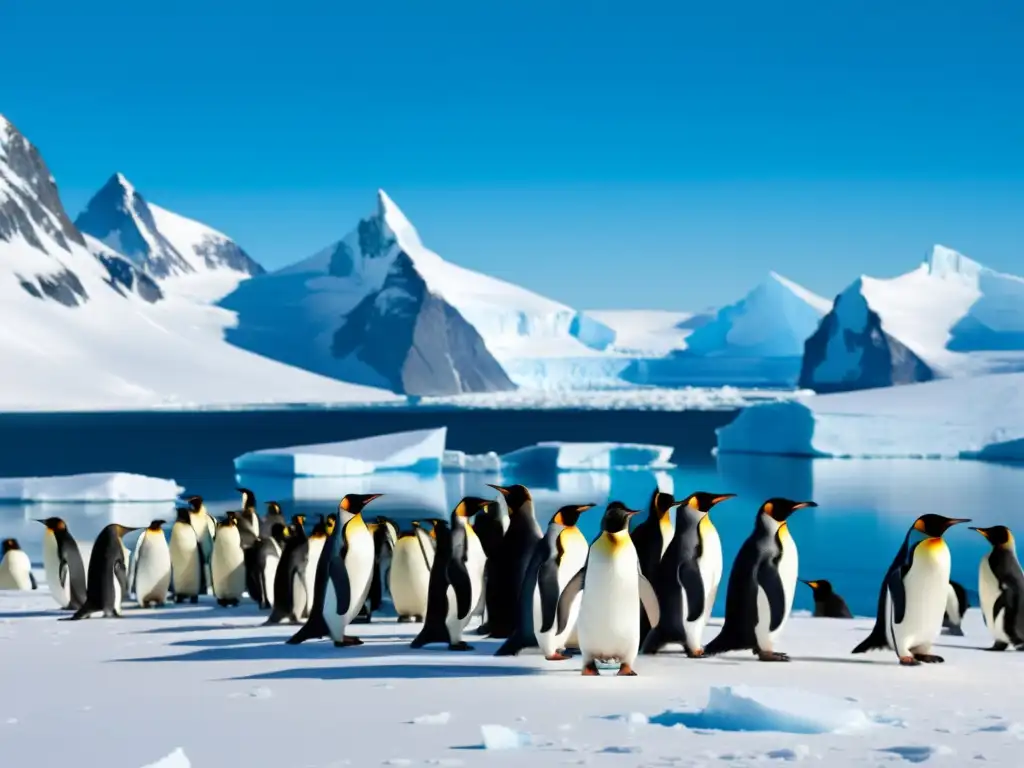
[0,408,1019,617]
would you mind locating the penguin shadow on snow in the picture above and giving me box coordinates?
[117,637,439,664]
[229,662,543,682]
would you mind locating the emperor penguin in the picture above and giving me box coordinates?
[130,520,171,608]
[211,515,247,607]
[554,502,660,676]
[262,501,287,537]
[235,487,261,543]
[704,497,817,661]
[642,492,736,657]
[942,580,969,636]
[68,524,139,620]
[245,523,289,609]
[287,494,382,645]
[303,519,330,618]
[632,489,677,647]
[35,517,86,610]
[471,499,507,634]
[970,525,1024,651]
[266,524,310,624]
[0,539,36,591]
[496,503,594,659]
[484,484,542,639]
[284,504,341,643]
[411,497,492,651]
[184,495,216,592]
[801,579,853,618]
[389,522,434,622]
[852,514,970,665]
[170,507,204,603]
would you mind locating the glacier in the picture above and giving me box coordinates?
[801,245,1024,393]
[716,372,1024,461]
[0,472,184,502]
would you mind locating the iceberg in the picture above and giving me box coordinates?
[716,372,1024,461]
[441,450,501,473]
[233,428,447,477]
[0,472,183,502]
[501,441,675,472]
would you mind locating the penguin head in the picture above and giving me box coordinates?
[1,538,20,554]
[174,507,191,524]
[913,514,971,538]
[236,487,256,510]
[310,522,328,539]
[266,501,282,516]
[760,498,817,524]
[184,495,203,512]
[970,525,1013,548]
[270,523,290,544]
[35,517,67,532]
[678,492,737,516]
[290,514,306,531]
[601,501,638,533]
[648,489,676,521]
[551,504,595,528]
[147,520,166,532]
[800,579,834,597]
[427,519,442,538]
[453,497,497,519]
[217,515,239,529]
[339,494,383,516]
[487,484,532,511]
[325,514,337,536]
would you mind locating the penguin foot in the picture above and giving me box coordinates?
[757,651,790,662]
[685,648,706,658]
[475,622,491,635]
[581,662,600,676]
[545,652,571,661]
[987,641,1009,652]
[448,642,474,652]
[397,615,415,623]
[174,595,187,604]
[899,656,922,666]
[189,596,199,605]
[913,653,944,664]
[616,664,638,676]
[336,635,364,647]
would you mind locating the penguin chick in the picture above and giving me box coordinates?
[800,579,852,619]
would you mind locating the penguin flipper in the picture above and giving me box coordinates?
[886,568,908,625]
[114,560,129,595]
[29,571,37,590]
[447,525,473,621]
[414,527,435,570]
[756,561,787,632]
[328,557,351,618]
[537,556,561,634]
[639,571,661,628]
[556,565,586,635]
[677,563,706,623]
[59,560,69,591]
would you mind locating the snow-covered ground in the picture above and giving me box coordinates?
[1,590,1021,767]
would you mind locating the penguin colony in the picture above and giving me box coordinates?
[1,486,1017,674]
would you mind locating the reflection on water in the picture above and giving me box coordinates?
[3,456,1022,618]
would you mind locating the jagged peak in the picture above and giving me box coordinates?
[750,271,831,313]
[926,243,983,281]
[376,188,424,253]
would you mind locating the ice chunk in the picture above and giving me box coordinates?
[649,686,871,735]
[139,748,190,768]
[0,472,183,502]
[410,711,451,725]
[480,724,532,750]
[501,441,674,472]
[716,373,1024,461]
[442,450,501,473]
[233,428,447,477]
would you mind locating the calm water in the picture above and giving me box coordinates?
[1,408,1020,617]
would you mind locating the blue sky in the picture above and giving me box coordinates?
[3,0,1021,310]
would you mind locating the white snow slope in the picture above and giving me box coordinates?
[805,245,1024,389]
[0,114,396,411]
[2,590,1021,767]
[717,371,1024,461]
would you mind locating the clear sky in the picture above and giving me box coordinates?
[3,0,1021,310]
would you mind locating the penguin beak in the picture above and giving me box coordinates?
[577,504,595,513]
[969,526,988,539]
[486,484,510,497]
[710,494,737,507]
[947,518,971,527]
[791,501,818,511]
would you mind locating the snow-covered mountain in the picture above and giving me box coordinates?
[75,173,264,283]
[0,113,395,410]
[221,190,614,395]
[800,245,1024,393]
[620,273,831,388]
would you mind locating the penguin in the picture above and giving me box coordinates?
[184,495,216,592]
[496,504,594,659]
[554,502,660,676]
[484,484,542,639]
[67,524,138,620]
[266,525,310,624]
[289,513,307,539]
[641,492,736,657]
[470,502,505,634]
[852,514,970,665]
[35,517,86,610]
[245,523,289,610]
[211,515,247,607]
[942,580,969,636]
[704,498,817,661]
[262,501,287,537]
[169,507,204,603]
[801,579,853,619]
[632,489,676,647]
[303,519,330,618]
[130,521,171,608]
[0,539,36,591]
[236,487,261,542]
[411,497,492,651]
[389,522,434,622]
[286,494,382,645]
[970,525,1024,651]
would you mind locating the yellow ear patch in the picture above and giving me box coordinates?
[763,502,774,518]
[687,496,699,510]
